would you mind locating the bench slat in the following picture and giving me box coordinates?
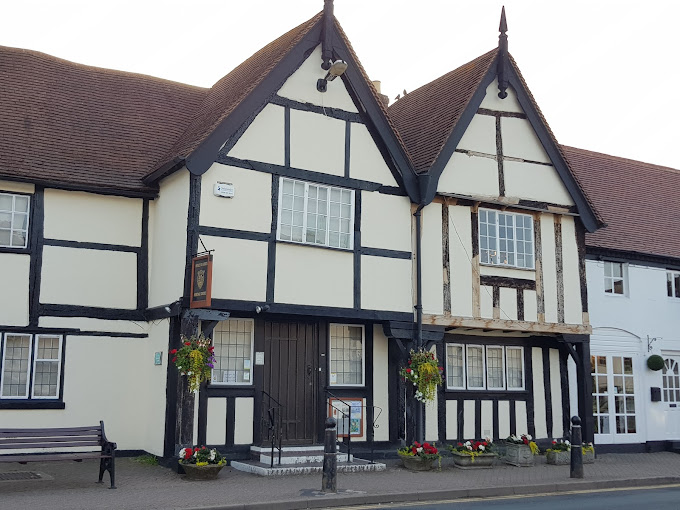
[0,426,102,435]
[0,430,102,439]
[0,440,102,450]
[0,436,100,445]
[0,452,111,463]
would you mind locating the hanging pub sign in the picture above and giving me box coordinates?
[190,253,213,308]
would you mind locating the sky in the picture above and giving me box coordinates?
[3,0,679,169]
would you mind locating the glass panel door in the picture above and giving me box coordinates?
[663,357,680,438]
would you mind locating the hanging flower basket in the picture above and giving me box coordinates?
[170,333,215,392]
[400,349,443,402]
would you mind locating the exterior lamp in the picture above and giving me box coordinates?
[316,59,348,93]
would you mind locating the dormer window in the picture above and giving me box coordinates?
[479,208,534,269]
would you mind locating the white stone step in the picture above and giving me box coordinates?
[230,458,386,477]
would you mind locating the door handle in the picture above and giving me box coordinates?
[307,365,313,376]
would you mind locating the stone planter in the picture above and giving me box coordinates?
[450,450,496,469]
[546,450,570,465]
[398,452,435,471]
[583,449,595,464]
[504,443,534,467]
[181,463,225,480]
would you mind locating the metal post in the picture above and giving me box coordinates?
[322,417,338,493]
[570,416,584,479]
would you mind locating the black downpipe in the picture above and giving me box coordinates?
[413,203,425,443]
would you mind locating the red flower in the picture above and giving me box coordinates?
[184,448,193,459]
[414,441,420,448]
[185,342,191,346]
[457,442,463,446]
[172,357,177,363]
[411,447,417,455]
[408,360,411,365]
[406,368,412,373]
[552,440,557,444]
[482,441,488,446]
[423,442,430,448]
[170,349,177,355]
[438,366,443,371]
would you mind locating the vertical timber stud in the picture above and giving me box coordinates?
[575,219,590,325]
[542,347,553,438]
[533,212,545,323]
[471,206,481,318]
[164,316,181,459]
[554,215,565,323]
[524,346,535,438]
[28,186,44,327]
[574,338,593,443]
[559,348,571,437]
[495,115,505,196]
[442,202,452,314]
[437,342,447,442]
[178,313,199,448]
[353,192,362,310]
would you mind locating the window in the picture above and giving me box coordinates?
[591,355,636,435]
[663,358,680,403]
[0,192,30,248]
[211,319,254,385]
[0,334,62,399]
[479,208,534,269]
[278,178,354,250]
[329,324,364,386]
[668,271,680,299]
[603,261,626,295]
[446,344,524,391]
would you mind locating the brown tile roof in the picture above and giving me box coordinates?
[387,49,498,174]
[0,45,207,196]
[562,146,680,261]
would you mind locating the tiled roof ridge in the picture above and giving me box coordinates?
[561,145,680,175]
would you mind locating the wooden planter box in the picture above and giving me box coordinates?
[180,463,225,480]
[504,443,534,467]
[450,450,496,469]
[398,452,435,471]
[546,449,595,465]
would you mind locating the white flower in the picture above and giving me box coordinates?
[179,448,186,459]
[466,445,472,451]
[479,445,485,451]
[565,440,570,445]
[413,374,418,379]
[417,447,423,453]
[526,434,532,440]
[464,441,471,446]
[210,450,216,461]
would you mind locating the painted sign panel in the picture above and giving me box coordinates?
[190,253,213,308]
[328,398,363,437]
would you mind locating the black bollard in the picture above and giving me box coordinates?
[570,416,584,479]
[322,417,338,493]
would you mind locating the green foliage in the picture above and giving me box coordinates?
[400,349,443,402]
[134,454,158,466]
[647,354,664,371]
[170,333,215,392]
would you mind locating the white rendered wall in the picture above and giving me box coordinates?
[457,114,497,155]
[503,161,574,206]
[420,203,444,315]
[373,326,390,441]
[549,348,563,438]
[361,192,411,252]
[234,397,254,445]
[499,287,518,321]
[479,80,523,113]
[446,400,458,440]
[540,214,558,323]
[361,255,412,312]
[227,103,285,165]
[0,253,30,326]
[448,205,473,317]
[561,216,583,324]
[199,163,272,233]
[532,347,547,439]
[40,246,136,308]
[148,170,189,307]
[206,398,227,445]
[289,109,345,175]
[39,317,150,335]
[437,152,499,197]
[349,124,398,186]
[43,190,142,246]
[0,180,34,194]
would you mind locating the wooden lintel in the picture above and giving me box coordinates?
[423,314,592,335]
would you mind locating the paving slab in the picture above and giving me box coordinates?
[0,452,679,510]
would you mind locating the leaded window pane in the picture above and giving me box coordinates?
[0,193,30,248]
[446,345,464,389]
[466,346,484,388]
[330,325,363,385]
[486,347,504,389]
[478,209,533,269]
[212,320,253,384]
[1,334,31,397]
[506,347,523,389]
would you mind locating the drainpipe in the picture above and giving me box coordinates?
[413,203,425,443]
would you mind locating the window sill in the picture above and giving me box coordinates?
[0,400,65,410]
[479,262,535,272]
[276,239,353,253]
[0,246,31,255]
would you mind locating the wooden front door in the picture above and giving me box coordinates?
[263,321,319,444]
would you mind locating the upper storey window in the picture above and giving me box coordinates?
[479,208,534,269]
[604,261,626,295]
[667,271,680,299]
[278,178,354,250]
[0,193,30,248]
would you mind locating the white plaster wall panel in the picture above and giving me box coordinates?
[498,400,510,438]
[479,80,523,113]
[421,203,444,315]
[0,253,29,326]
[200,163,272,233]
[480,285,493,319]
[501,117,551,164]
[289,109,345,175]
[148,170,189,307]
[41,246,136,308]
[567,357,578,420]
[504,161,574,206]
[549,348,563,438]
[523,290,538,323]
[192,393,199,446]
[227,103,285,165]
[540,214,558,323]
[479,265,536,281]
[277,45,359,112]
[275,243,353,308]
[425,394,438,441]
[499,287,518,321]
[44,189,142,246]
[234,397,254,445]
[205,236,268,302]
[560,216,583,324]
[457,114,497,155]
[39,317,150,334]
[532,347,547,439]
[361,255,412,313]
[446,400,458,440]
[361,192,411,252]
[207,398,227,445]
[0,180,34,194]
[448,205,473,317]
[349,123,398,186]
[515,400,528,435]
[373,326,390,441]
[463,400,476,439]
[480,400,493,439]
[437,152,499,197]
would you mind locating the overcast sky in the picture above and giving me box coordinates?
[3,1,679,169]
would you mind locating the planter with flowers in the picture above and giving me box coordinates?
[546,439,595,465]
[400,349,443,403]
[397,441,441,471]
[178,446,227,480]
[504,434,539,467]
[170,333,216,393]
[448,439,496,469]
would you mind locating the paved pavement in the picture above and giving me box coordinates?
[1,452,680,510]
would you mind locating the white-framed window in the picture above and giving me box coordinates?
[479,208,534,269]
[667,271,680,299]
[603,261,626,295]
[0,192,30,249]
[663,358,680,403]
[0,333,63,399]
[277,177,354,250]
[446,344,524,391]
[211,319,254,385]
[329,324,364,386]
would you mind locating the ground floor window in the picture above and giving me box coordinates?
[0,333,62,399]
[591,354,636,435]
[329,324,364,386]
[663,358,680,403]
[446,344,524,391]
[211,319,254,385]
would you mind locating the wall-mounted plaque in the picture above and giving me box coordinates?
[190,253,213,309]
[328,398,363,438]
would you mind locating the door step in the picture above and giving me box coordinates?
[250,445,351,465]
[230,458,386,476]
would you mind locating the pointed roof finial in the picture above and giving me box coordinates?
[321,0,334,70]
[497,6,509,99]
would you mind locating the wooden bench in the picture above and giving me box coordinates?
[0,421,117,488]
